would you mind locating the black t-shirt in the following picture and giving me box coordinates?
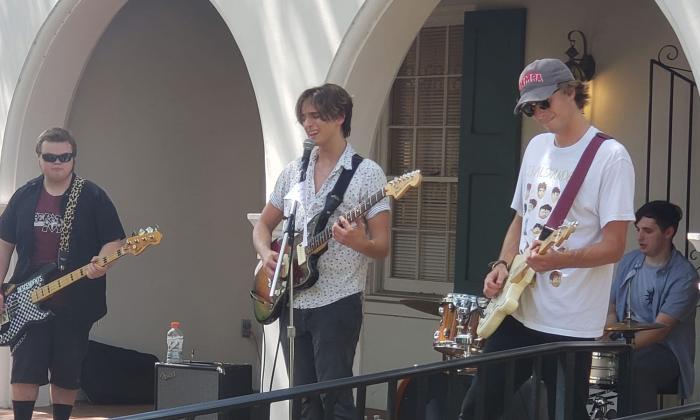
[0,174,125,322]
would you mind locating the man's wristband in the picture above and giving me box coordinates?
[488,259,508,271]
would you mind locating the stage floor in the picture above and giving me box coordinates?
[0,403,387,419]
[0,403,151,420]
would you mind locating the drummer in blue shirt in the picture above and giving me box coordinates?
[606,200,699,414]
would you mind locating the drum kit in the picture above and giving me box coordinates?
[400,295,666,419]
[402,293,488,361]
[586,319,666,418]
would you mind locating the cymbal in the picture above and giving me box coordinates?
[604,319,666,332]
[399,299,439,316]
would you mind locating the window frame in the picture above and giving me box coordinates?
[368,22,465,298]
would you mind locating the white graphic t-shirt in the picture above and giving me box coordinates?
[511,126,635,337]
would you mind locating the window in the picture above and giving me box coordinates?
[381,25,463,295]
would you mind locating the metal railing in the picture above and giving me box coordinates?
[646,45,697,259]
[114,341,631,420]
[618,402,700,419]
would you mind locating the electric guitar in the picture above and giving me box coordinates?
[476,222,577,339]
[251,171,422,324]
[0,227,162,347]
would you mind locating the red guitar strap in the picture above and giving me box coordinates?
[540,132,611,240]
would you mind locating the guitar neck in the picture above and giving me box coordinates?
[306,189,386,253]
[31,247,128,304]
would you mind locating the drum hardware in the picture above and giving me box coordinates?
[588,388,617,419]
[454,324,473,357]
[589,352,618,389]
[588,352,619,419]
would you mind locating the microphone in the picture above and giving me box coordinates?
[299,139,315,181]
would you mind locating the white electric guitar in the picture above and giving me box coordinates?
[477,222,577,339]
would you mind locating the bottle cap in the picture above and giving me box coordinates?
[170,321,180,328]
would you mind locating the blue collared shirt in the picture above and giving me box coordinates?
[610,248,699,398]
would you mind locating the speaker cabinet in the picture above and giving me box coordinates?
[155,362,252,420]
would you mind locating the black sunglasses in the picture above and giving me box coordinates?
[520,89,560,117]
[520,99,551,117]
[41,153,74,163]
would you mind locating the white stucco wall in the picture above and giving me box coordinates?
[65,0,266,407]
[656,0,700,88]
[207,0,365,196]
[1,0,700,416]
[0,0,57,166]
[0,1,374,416]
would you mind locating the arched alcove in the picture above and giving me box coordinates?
[0,0,265,405]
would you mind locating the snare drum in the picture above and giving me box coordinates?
[433,294,487,357]
[589,352,618,389]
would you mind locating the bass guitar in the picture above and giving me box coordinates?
[251,171,422,324]
[476,222,577,339]
[0,227,162,347]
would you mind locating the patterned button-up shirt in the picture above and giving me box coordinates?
[269,143,390,308]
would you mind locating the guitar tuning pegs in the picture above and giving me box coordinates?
[138,228,145,235]
[145,227,154,233]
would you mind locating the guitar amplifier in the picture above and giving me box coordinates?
[155,362,252,420]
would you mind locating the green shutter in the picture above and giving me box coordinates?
[454,9,526,294]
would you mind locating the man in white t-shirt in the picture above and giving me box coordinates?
[460,58,635,420]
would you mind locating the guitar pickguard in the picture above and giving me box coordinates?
[250,216,332,324]
[477,222,577,338]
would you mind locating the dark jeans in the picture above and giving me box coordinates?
[628,343,680,415]
[459,316,592,420]
[280,293,363,420]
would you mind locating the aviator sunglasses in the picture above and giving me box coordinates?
[520,89,560,117]
[40,153,74,163]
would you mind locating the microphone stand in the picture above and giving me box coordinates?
[621,278,635,345]
[266,198,299,417]
[268,140,313,419]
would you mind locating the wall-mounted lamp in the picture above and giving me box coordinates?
[565,30,596,81]
[689,232,700,265]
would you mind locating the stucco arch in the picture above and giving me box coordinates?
[4,0,700,212]
[0,0,128,202]
[0,0,267,407]
[328,0,440,157]
[331,0,700,160]
[2,0,700,414]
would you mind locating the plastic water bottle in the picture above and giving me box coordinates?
[166,321,184,363]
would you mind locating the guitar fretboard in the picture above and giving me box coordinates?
[305,188,387,253]
[30,248,126,304]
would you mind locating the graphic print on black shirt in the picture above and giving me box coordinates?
[31,188,62,266]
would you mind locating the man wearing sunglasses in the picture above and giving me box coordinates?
[0,127,125,420]
[460,59,635,419]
